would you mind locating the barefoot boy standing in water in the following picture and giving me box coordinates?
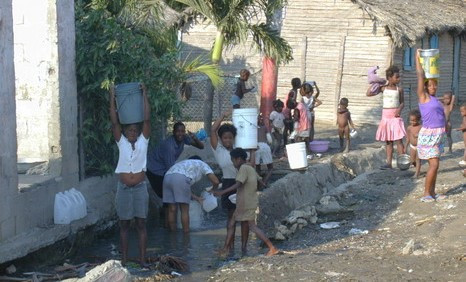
[214,148,279,256]
[337,98,355,153]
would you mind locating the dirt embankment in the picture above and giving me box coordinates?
[204,122,466,281]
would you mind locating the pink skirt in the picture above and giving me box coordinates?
[375,109,406,141]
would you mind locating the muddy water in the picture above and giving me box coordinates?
[71,207,267,278]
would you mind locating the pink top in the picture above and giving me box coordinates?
[297,103,310,132]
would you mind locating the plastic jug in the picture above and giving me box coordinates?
[70,188,87,219]
[54,192,72,224]
[64,190,81,221]
[201,191,218,212]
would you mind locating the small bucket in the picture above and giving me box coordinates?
[201,191,218,212]
[232,108,258,149]
[419,49,440,79]
[286,142,308,169]
[115,82,144,124]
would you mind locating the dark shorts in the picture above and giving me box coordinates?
[221,178,236,211]
[146,170,164,199]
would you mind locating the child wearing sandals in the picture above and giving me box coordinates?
[406,109,422,178]
[415,49,447,202]
[367,66,406,170]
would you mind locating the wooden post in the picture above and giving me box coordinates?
[334,35,346,121]
[301,36,307,82]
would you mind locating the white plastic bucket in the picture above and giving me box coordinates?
[177,200,204,230]
[201,191,218,212]
[419,49,440,79]
[286,142,308,169]
[232,108,258,149]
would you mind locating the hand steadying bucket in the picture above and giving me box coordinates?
[115,82,144,124]
[419,49,440,79]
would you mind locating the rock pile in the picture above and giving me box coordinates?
[274,204,318,240]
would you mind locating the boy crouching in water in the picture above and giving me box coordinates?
[214,148,279,256]
[337,98,355,152]
[406,109,422,178]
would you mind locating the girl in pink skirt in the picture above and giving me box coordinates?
[367,66,406,169]
[415,49,447,202]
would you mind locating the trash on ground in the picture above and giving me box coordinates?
[320,222,340,229]
[348,228,369,235]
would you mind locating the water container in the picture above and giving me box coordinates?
[176,200,204,229]
[115,82,144,124]
[286,142,308,169]
[232,108,258,149]
[70,188,87,219]
[54,192,72,224]
[419,49,440,79]
[201,191,218,212]
[64,190,80,221]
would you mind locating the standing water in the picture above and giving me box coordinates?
[70,206,265,279]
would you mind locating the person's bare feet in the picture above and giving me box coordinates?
[266,247,279,256]
[217,248,230,258]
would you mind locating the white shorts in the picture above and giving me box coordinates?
[255,142,273,165]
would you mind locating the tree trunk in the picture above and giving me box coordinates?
[204,79,214,136]
[260,56,278,130]
[206,30,224,136]
[212,30,224,64]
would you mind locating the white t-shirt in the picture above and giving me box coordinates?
[165,159,213,184]
[115,134,149,174]
[211,143,237,179]
[270,110,285,130]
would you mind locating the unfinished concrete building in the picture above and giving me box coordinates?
[0,0,115,264]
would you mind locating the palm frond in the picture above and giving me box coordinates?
[174,0,218,24]
[249,23,292,64]
[180,55,223,87]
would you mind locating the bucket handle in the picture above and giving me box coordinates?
[237,114,259,129]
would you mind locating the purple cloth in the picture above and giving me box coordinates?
[146,135,192,176]
[368,66,386,95]
[419,96,446,129]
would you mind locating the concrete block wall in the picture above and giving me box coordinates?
[0,0,114,264]
[13,0,54,163]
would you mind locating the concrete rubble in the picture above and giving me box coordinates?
[63,260,132,282]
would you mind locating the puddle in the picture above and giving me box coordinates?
[70,208,267,278]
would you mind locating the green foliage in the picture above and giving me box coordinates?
[76,0,185,176]
[174,0,292,64]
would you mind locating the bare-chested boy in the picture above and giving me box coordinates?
[442,91,455,153]
[337,98,355,153]
[406,109,422,178]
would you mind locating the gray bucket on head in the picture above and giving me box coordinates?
[419,49,440,79]
[115,82,144,124]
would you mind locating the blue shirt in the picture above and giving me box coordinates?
[146,135,192,176]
